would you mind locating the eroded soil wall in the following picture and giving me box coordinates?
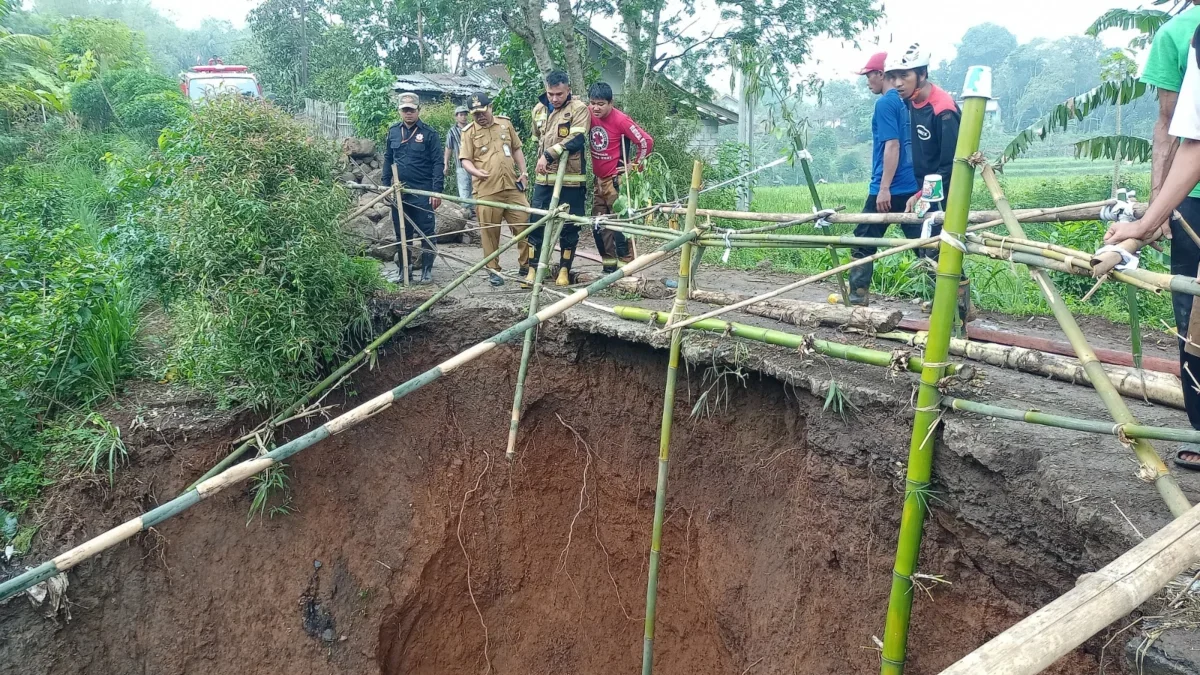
[1,312,1095,674]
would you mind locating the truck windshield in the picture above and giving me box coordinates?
[188,77,259,101]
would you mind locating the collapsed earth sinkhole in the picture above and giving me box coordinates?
[0,304,1128,674]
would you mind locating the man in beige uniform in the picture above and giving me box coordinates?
[459,93,531,287]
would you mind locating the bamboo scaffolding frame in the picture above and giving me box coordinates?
[185,211,557,491]
[978,160,1190,517]
[942,397,1200,444]
[612,306,971,376]
[0,222,703,605]
[641,160,703,675]
[506,163,568,460]
[660,199,1131,226]
[880,92,988,675]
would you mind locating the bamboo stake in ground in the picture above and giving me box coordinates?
[978,160,1189,517]
[185,212,555,490]
[0,222,703,605]
[642,160,703,675]
[390,166,410,288]
[938,501,1200,675]
[505,163,568,460]
[880,79,988,675]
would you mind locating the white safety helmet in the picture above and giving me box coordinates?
[884,43,931,72]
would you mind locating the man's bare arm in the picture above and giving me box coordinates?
[1152,89,1181,202]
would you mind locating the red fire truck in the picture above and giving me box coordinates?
[179,63,263,103]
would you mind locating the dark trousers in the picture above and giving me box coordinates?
[390,192,436,269]
[848,192,921,292]
[1170,196,1200,431]
[527,184,586,270]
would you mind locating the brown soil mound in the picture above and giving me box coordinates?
[1,318,1095,675]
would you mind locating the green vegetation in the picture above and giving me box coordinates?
[705,173,1172,328]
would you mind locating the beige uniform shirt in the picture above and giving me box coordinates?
[531,96,589,186]
[459,116,522,199]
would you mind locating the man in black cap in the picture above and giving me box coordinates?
[382,91,443,284]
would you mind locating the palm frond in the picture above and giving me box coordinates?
[1000,75,1150,164]
[1074,134,1153,163]
[1086,8,1171,41]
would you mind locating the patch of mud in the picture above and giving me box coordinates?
[0,305,1114,674]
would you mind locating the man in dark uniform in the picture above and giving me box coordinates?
[382,92,444,284]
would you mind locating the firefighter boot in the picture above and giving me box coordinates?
[840,264,873,306]
[556,247,575,286]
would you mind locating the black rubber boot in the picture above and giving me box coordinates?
[845,263,873,306]
[957,277,973,324]
[419,263,434,285]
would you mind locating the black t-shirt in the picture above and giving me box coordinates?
[907,84,961,194]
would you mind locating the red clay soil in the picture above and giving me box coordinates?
[1,324,1097,675]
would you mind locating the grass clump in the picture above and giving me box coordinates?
[143,96,383,409]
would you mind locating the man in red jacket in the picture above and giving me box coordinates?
[588,82,654,272]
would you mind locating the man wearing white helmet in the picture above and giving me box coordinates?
[886,42,971,320]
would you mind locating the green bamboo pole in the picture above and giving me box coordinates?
[611,305,969,376]
[798,150,854,305]
[642,159,703,675]
[879,76,988,675]
[505,162,568,460]
[1128,285,1144,370]
[0,224,702,605]
[185,210,558,491]
[977,161,1189,517]
[941,398,1200,444]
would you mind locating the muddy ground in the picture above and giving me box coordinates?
[3,239,1198,674]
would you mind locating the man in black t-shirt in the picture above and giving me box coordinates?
[885,43,971,321]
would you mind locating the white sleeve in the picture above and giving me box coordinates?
[1169,45,1200,141]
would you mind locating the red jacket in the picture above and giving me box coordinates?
[589,108,654,179]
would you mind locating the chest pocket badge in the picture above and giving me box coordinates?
[415,133,424,143]
[557,123,570,138]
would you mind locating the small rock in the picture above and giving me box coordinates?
[451,458,463,468]
[339,635,349,642]
[322,628,335,642]
[314,560,322,569]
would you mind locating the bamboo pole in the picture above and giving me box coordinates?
[390,167,410,287]
[942,397,1200,444]
[938,501,1200,675]
[612,306,970,377]
[185,210,557,490]
[978,160,1190,517]
[660,200,1130,226]
[642,160,703,675]
[878,331,1184,409]
[0,223,703,605]
[880,84,988,675]
[340,183,399,225]
[505,162,568,460]
[1129,284,1144,370]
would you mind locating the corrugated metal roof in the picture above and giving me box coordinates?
[392,69,499,97]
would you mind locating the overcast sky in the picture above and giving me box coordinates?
[150,0,1155,91]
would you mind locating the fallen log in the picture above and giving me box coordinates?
[573,271,673,299]
[879,331,1185,409]
[898,318,1180,376]
[688,289,903,333]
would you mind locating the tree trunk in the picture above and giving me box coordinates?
[502,0,554,75]
[558,0,585,89]
[690,289,903,332]
[640,2,662,91]
[297,0,310,90]
[1111,100,1123,197]
[416,7,427,72]
[620,6,642,94]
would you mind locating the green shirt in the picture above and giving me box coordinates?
[1142,5,1200,198]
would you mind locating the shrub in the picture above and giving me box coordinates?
[69,68,186,142]
[346,65,398,140]
[144,96,382,408]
